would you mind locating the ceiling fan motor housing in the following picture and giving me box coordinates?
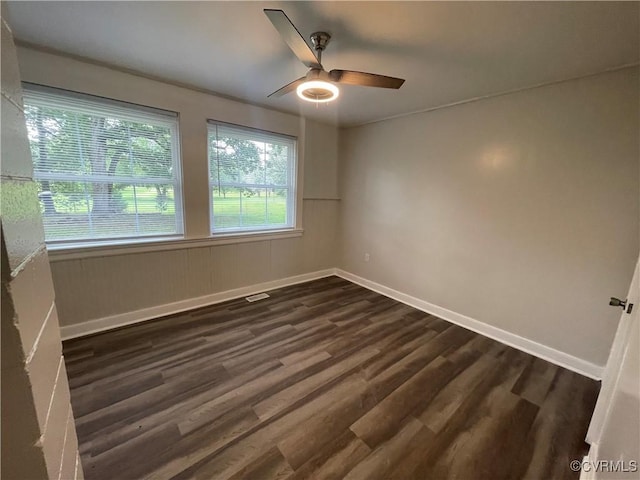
[310,32,331,51]
[306,69,331,81]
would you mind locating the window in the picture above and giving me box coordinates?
[23,86,183,247]
[207,121,296,234]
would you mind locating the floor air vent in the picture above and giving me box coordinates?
[245,293,270,302]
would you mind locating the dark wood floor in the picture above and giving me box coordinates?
[63,276,599,480]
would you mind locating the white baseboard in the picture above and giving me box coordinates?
[61,266,604,380]
[580,443,599,480]
[60,269,336,340]
[579,456,594,480]
[335,269,604,380]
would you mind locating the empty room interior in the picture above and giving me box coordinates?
[2,2,639,480]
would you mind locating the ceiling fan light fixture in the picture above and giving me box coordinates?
[296,80,339,103]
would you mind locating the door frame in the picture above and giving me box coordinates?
[586,257,639,445]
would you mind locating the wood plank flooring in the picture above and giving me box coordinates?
[63,276,599,480]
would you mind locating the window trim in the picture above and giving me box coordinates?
[207,119,298,236]
[23,83,185,248]
[46,228,305,261]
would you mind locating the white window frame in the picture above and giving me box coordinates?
[23,84,184,249]
[207,120,297,236]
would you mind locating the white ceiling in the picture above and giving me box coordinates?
[5,1,639,126]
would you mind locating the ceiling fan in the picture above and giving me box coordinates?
[264,9,405,103]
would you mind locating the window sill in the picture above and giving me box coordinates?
[47,228,304,262]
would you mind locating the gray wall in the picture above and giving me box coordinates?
[339,67,639,367]
[1,16,83,480]
[14,46,639,371]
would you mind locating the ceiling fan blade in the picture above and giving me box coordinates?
[264,9,321,69]
[268,77,307,98]
[329,70,405,89]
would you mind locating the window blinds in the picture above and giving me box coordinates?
[207,121,296,233]
[23,86,183,245]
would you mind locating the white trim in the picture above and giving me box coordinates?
[587,312,633,443]
[60,269,335,340]
[335,269,604,380]
[207,121,297,235]
[580,443,599,480]
[48,228,304,261]
[586,258,639,444]
[61,265,605,380]
[579,455,596,480]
